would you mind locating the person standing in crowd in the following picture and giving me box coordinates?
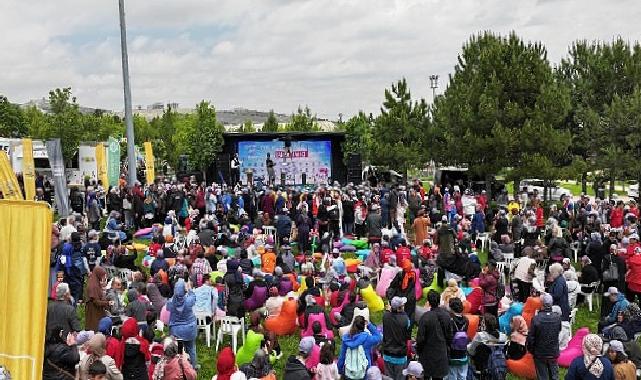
[382,297,411,380]
[337,316,382,378]
[166,279,198,367]
[527,294,562,380]
[386,259,417,325]
[448,298,470,380]
[47,282,82,334]
[412,210,430,247]
[479,261,500,316]
[84,266,110,332]
[566,334,614,380]
[549,263,570,323]
[416,290,452,380]
[513,247,537,302]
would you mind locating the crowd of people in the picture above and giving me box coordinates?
[42,174,641,380]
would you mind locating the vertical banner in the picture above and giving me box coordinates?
[0,151,23,200]
[22,138,36,200]
[45,139,70,217]
[107,137,121,187]
[78,144,97,179]
[143,141,155,184]
[0,200,52,380]
[95,143,109,188]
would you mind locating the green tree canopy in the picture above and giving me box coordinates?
[239,119,256,133]
[262,110,279,132]
[185,101,225,179]
[342,111,373,163]
[286,106,319,132]
[0,95,27,137]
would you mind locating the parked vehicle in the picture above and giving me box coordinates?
[628,181,639,199]
[518,179,572,201]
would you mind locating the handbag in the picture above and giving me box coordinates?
[602,255,619,282]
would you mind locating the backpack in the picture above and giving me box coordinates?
[452,319,469,351]
[602,255,619,282]
[485,345,507,380]
[344,345,368,380]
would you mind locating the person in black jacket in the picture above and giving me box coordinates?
[283,338,314,380]
[383,296,411,380]
[416,290,453,380]
[46,283,82,336]
[527,293,562,380]
[42,325,80,380]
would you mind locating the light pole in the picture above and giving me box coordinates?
[118,0,137,187]
[429,74,439,100]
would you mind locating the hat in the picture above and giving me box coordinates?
[298,337,315,356]
[391,296,407,309]
[76,330,95,346]
[402,361,424,378]
[607,286,619,295]
[541,293,553,307]
[609,340,625,353]
[631,234,639,240]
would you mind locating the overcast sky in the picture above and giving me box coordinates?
[1,0,640,119]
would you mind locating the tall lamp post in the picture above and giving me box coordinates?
[429,74,439,100]
[118,0,137,187]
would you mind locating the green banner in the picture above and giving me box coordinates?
[107,137,121,187]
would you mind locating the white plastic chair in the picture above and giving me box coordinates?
[215,316,245,353]
[262,226,276,239]
[496,261,506,284]
[103,265,118,280]
[117,268,132,287]
[579,281,600,312]
[195,312,213,347]
[570,241,580,262]
[477,232,490,252]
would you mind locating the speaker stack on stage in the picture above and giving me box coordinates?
[347,153,362,184]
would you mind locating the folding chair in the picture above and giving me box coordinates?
[215,316,245,353]
[195,312,214,347]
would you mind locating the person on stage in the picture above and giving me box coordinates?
[230,153,241,186]
[266,153,275,186]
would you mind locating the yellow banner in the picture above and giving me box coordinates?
[144,141,155,184]
[95,143,109,188]
[0,151,23,200]
[22,139,36,200]
[0,200,52,380]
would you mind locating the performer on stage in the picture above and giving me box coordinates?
[230,153,241,186]
[266,153,275,186]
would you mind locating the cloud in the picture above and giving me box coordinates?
[0,0,640,119]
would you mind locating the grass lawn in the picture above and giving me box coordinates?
[84,240,601,380]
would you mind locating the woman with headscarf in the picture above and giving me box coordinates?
[116,318,150,379]
[79,333,123,380]
[213,347,247,380]
[440,278,466,309]
[151,337,197,380]
[146,282,166,315]
[167,279,198,367]
[507,315,528,360]
[386,259,417,324]
[224,259,246,318]
[239,349,275,380]
[567,334,614,380]
[586,232,606,277]
[607,340,636,380]
[85,266,110,331]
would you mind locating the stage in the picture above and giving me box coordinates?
[213,131,348,187]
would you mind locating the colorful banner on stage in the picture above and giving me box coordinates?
[143,142,155,184]
[0,151,23,200]
[22,138,36,200]
[95,143,109,188]
[238,140,332,185]
[107,137,120,187]
[0,200,52,380]
[45,138,70,217]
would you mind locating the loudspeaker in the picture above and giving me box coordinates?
[301,173,307,186]
[215,153,230,183]
[347,153,362,184]
[281,172,286,186]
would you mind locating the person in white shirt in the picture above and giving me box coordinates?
[513,247,537,302]
[59,216,77,242]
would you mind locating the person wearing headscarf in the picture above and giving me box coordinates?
[606,340,636,380]
[97,317,120,360]
[146,282,166,315]
[566,334,614,380]
[151,337,197,380]
[239,349,274,379]
[507,315,528,360]
[386,259,417,324]
[224,259,246,318]
[213,347,247,380]
[115,318,150,379]
[79,333,123,380]
[85,266,110,331]
[167,279,198,367]
[440,278,466,309]
[586,232,606,276]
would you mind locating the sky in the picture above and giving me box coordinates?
[1,0,640,120]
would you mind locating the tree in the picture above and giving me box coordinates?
[24,106,51,138]
[159,105,179,166]
[286,105,320,132]
[262,110,279,132]
[239,119,256,133]
[556,38,641,193]
[370,78,428,175]
[48,88,83,164]
[432,32,572,197]
[186,101,224,180]
[342,111,373,163]
[0,95,27,137]
[133,115,156,142]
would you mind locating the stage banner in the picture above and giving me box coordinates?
[45,139,70,217]
[22,138,36,200]
[0,151,23,200]
[78,144,97,179]
[107,137,120,187]
[95,143,109,188]
[143,142,155,184]
[0,200,52,380]
[238,140,332,185]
